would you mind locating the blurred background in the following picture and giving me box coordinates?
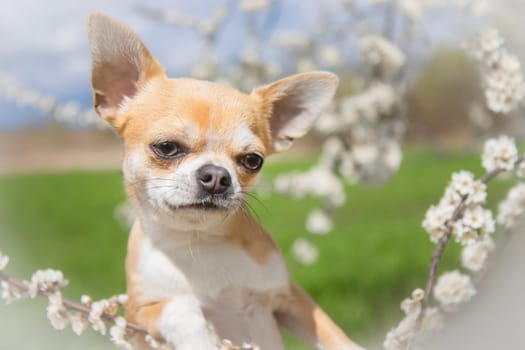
[1,0,524,349]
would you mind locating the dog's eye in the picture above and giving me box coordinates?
[239,153,264,172]
[151,141,184,159]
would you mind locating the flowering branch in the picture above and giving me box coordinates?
[420,154,524,316]
[421,165,509,309]
[0,270,146,335]
[384,136,525,349]
[0,254,260,350]
[0,264,158,349]
[0,71,106,128]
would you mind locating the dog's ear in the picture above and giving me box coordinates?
[87,13,165,130]
[252,72,338,153]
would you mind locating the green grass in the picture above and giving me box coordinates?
[0,147,513,349]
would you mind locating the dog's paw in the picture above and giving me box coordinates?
[170,336,219,350]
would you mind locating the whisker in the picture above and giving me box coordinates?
[241,191,270,217]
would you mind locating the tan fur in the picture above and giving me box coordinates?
[87,13,363,350]
[276,285,361,349]
[223,210,277,265]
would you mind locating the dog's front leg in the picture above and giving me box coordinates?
[275,284,365,350]
[158,295,219,350]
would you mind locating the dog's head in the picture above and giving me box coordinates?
[87,13,338,230]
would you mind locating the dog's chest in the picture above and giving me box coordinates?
[137,235,289,303]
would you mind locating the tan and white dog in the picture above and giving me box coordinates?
[87,13,363,350]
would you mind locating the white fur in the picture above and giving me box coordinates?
[136,228,289,349]
[137,230,289,301]
[231,122,257,151]
[159,296,219,350]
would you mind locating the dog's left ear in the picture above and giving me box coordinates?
[87,13,165,131]
[252,72,338,153]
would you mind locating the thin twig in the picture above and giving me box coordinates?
[420,200,467,313]
[0,271,147,335]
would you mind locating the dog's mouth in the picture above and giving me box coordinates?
[164,200,230,212]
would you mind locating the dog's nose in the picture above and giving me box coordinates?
[197,165,232,194]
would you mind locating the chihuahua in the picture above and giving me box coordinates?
[87,13,363,350]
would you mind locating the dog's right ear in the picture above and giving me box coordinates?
[87,13,165,131]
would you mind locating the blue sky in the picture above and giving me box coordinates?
[0,0,481,129]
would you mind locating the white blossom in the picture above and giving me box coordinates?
[306,209,333,234]
[240,0,269,12]
[516,162,525,178]
[46,292,69,330]
[315,111,342,134]
[274,166,346,207]
[400,288,424,316]
[312,82,403,187]
[292,238,318,265]
[420,307,443,332]
[339,96,359,126]
[461,0,491,15]
[360,35,405,74]
[28,269,68,298]
[454,206,496,246]
[497,182,525,228]
[319,137,345,168]
[89,299,110,335]
[469,28,504,64]
[353,84,398,123]
[481,136,518,172]
[219,339,259,350]
[450,170,475,197]
[461,237,494,271]
[339,151,358,184]
[422,205,451,243]
[114,201,135,229]
[469,29,525,114]
[484,51,525,114]
[467,181,487,205]
[452,220,476,245]
[0,252,9,270]
[381,140,403,174]
[384,287,438,349]
[353,143,379,165]
[241,342,260,350]
[384,316,416,350]
[109,316,133,349]
[319,45,343,67]
[117,294,128,306]
[1,280,22,304]
[81,294,92,306]
[69,312,88,336]
[462,206,487,230]
[433,270,476,311]
[481,209,495,234]
[399,0,423,22]
[439,186,462,212]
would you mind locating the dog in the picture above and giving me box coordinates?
[87,13,363,350]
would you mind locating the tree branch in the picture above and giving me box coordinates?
[418,154,525,325]
[0,270,147,335]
